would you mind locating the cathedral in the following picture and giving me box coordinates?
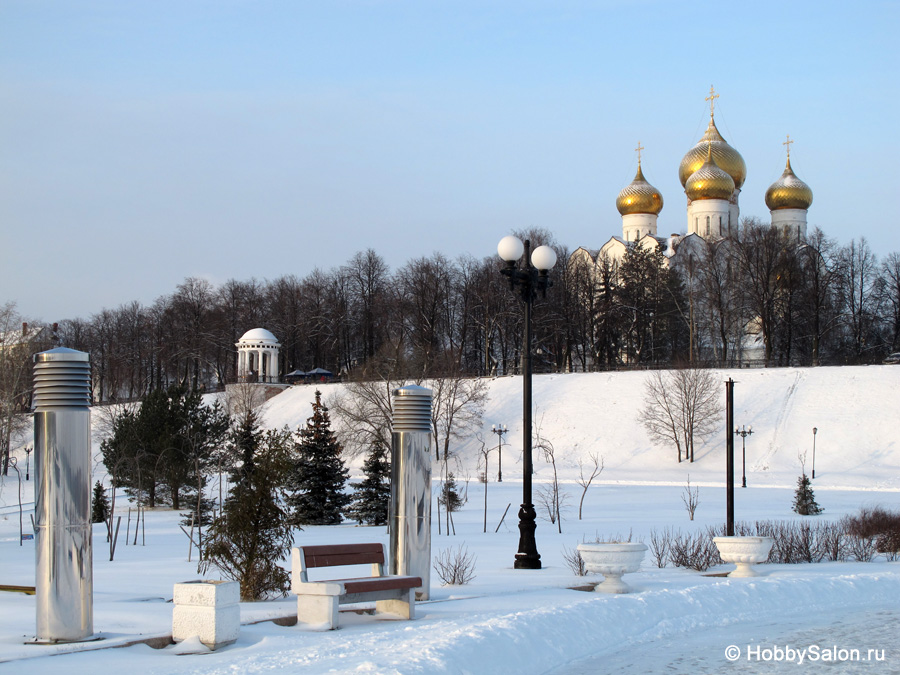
[571,86,814,268]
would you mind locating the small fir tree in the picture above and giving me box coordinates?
[346,442,391,525]
[286,391,350,526]
[91,480,110,524]
[792,473,823,515]
[201,411,294,600]
[439,472,465,513]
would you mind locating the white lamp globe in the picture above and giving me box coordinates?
[497,235,525,262]
[531,245,557,271]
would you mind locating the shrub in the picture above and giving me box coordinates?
[562,545,587,576]
[842,507,900,558]
[434,545,477,586]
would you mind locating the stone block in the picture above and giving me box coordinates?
[172,581,240,650]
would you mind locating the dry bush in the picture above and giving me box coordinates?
[668,529,721,571]
[842,507,900,558]
[846,534,877,562]
[433,545,477,586]
[648,528,672,568]
[562,545,587,576]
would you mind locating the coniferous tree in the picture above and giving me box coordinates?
[201,410,294,600]
[346,442,391,525]
[286,390,350,526]
[91,480,110,524]
[439,471,465,513]
[792,473,823,515]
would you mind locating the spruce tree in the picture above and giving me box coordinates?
[286,391,350,526]
[792,473,823,515]
[91,480,110,524]
[201,410,294,600]
[439,472,465,513]
[346,442,391,526]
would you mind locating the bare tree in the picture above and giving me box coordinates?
[682,474,700,521]
[575,451,604,520]
[1,304,47,475]
[533,414,566,533]
[642,368,722,463]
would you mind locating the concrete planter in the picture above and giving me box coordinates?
[172,580,240,650]
[577,542,648,593]
[713,536,775,577]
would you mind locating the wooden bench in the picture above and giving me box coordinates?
[291,543,422,629]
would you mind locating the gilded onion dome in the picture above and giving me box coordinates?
[684,144,735,201]
[678,117,747,189]
[765,157,813,210]
[616,163,663,215]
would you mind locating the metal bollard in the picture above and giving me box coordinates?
[33,348,93,642]
[390,385,432,600]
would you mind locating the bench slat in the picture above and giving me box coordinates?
[339,576,421,595]
[301,543,385,569]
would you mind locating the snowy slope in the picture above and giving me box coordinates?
[260,365,900,490]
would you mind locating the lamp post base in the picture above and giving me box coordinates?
[513,504,541,569]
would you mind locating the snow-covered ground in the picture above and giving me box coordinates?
[1,365,898,673]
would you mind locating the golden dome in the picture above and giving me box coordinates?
[678,117,747,189]
[684,145,735,201]
[616,163,664,215]
[765,157,813,210]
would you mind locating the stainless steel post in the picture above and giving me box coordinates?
[390,385,432,600]
[33,348,93,642]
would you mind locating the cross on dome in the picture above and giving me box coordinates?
[706,85,719,118]
[783,134,794,159]
[635,141,644,165]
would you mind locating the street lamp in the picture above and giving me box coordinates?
[735,426,753,488]
[491,424,507,482]
[24,446,32,481]
[497,235,556,570]
[812,427,817,479]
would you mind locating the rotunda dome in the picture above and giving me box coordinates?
[765,158,813,211]
[239,328,279,343]
[679,117,747,189]
[616,164,664,215]
[684,146,735,201]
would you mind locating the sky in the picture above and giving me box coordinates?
[2,0,898,322]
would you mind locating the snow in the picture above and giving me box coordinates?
[1,365,899,673]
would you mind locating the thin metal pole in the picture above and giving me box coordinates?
[812,427,817,479]
[725,379,735,536]
[497,431,503,482]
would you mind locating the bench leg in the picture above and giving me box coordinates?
[297,594,339,629]
[375,588,415,620]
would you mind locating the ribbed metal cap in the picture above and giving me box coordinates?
[33,348,92,409]
[392,385,432,432]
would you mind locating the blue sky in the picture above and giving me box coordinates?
[2,0,898,320]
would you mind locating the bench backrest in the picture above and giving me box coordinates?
[299,543,385,570]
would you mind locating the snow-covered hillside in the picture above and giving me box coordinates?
[260,365,900,491]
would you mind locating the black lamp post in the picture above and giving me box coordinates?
[735,426,753,488]
[497,235,557,570]
[491,424,507,482]
[812,427,817,479]
[24,446,32,481]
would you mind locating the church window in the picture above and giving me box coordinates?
[706,216,710,236]
[719,216,723,236]
[695,217,698,232]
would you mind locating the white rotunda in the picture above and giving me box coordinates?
[236,328,281,384]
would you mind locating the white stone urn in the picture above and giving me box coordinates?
[713,536,775,577]
[577,542,648,593]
